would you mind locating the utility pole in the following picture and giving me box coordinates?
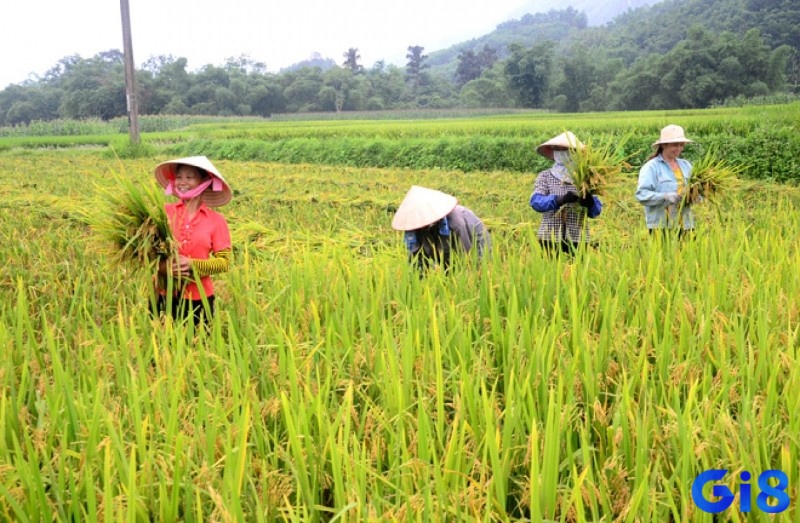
[120,0,140,144]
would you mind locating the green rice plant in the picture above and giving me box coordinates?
[3,147,800,521]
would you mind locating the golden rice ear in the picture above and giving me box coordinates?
[85,172,176,268]
[687,145,743,202]
[568,133,630,198]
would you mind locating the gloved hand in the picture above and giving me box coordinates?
[663,192,680,204]
[555,192,580,207]
[579,193,595,208]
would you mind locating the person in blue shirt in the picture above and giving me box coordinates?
[392,185,490,272]
[529,131,602,255]
[635,125,697,237]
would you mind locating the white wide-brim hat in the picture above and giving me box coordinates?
[536,131,585,160]
[391,185,458,231]
[653,124,694,147]
[154,156,232,207]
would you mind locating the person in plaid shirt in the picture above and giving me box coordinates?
[529,131,602,255]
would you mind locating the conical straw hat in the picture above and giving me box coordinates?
[154,156,232,207]
[536,131,584,160]
[391,185,458,231]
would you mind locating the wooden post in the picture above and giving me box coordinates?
[120,0,140,144]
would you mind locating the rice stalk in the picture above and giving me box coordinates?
[84,173,174,268]
[686,146,743,203]
[568,133,632,197]
[6,152,800,520]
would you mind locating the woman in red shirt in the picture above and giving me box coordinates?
[153,156,232,324]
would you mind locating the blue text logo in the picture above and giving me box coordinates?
[692,469,790,513]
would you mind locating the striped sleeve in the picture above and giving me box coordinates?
[191,248,232,277]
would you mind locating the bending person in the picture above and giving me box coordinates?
[392,185,490,272]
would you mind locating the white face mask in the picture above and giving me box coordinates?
[553,149,572,166]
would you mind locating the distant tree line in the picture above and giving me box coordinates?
[0,47,445,125]
[0,0,797,126]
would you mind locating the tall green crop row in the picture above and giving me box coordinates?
[161,121,800,181]
[3,103,800,180]
[151,103,800,180]
[1,154,799,521]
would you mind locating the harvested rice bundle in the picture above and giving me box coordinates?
[568,133,631,198]
[686,146,743,203]
[86,173,174,268]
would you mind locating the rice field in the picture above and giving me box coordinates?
[1,146,799,521]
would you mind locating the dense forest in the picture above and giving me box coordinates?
[0,0,797,125]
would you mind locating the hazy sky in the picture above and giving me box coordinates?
[2,0,532,89]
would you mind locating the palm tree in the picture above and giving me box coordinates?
[342,48,363,74]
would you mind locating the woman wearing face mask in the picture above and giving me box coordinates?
[152,156,232,324]
[529,131,602,255]
[635,125,697,237]
[391,185,490,273]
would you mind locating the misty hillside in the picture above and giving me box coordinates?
[424,0,661,72]
[289,0,662,73]
[425,0,799,80]
[510,0,660,26]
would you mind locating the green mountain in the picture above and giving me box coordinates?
[424,1,661,75]
[510,0,660,26]
[425,0,799,84]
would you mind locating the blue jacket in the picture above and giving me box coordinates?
[635,155,695,229]
[530,193,602,217]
